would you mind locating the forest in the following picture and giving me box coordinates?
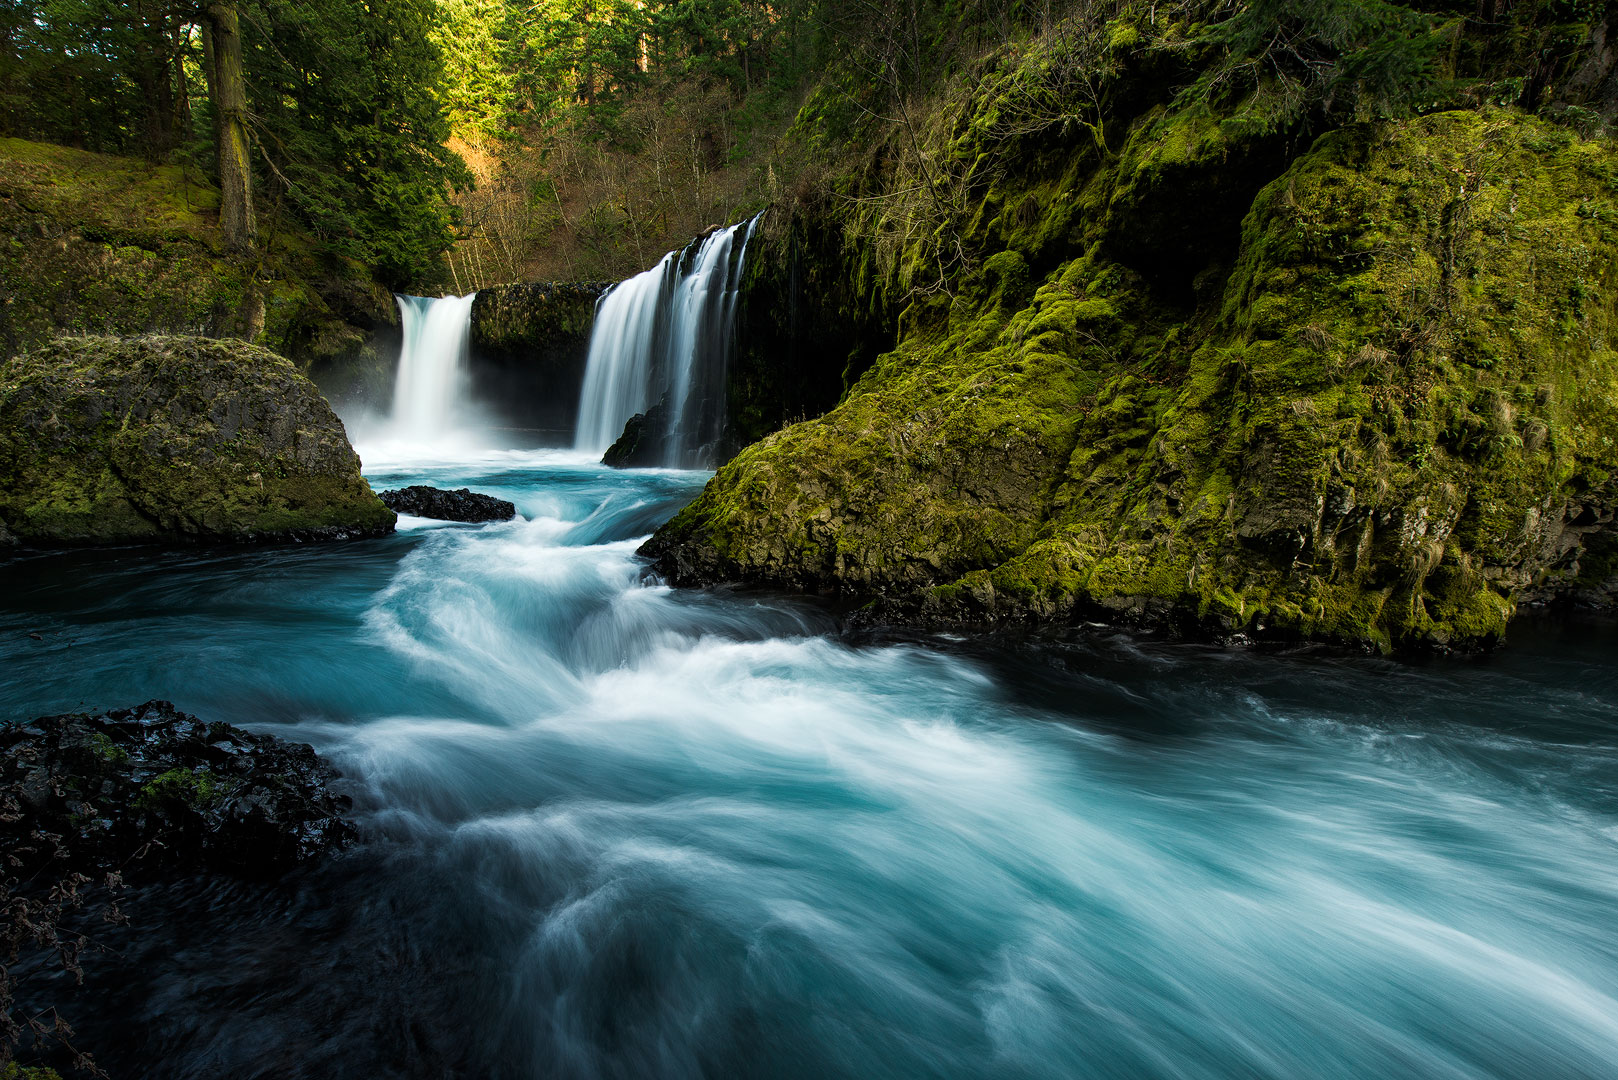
[3,0,1608,288]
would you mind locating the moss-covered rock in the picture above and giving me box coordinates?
[648,110,1618,652]
[0,335,395,545]
[0,137,396,372]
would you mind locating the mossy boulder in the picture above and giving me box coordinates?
[647,110,1618,652]
[0,335,395,545]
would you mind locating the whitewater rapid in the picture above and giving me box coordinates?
[1,448,1616,1079]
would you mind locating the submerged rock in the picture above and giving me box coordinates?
[646,111,1618,653]
[378,485,516,522]
[0,700,355,880]
[0,335,395,545]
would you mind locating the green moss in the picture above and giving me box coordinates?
[0,138,391,368]
[652,105,1618,652]
[136,766,223,810]
[1,1064,66,1080]
[0,335,395,544]
[90,731,130,766]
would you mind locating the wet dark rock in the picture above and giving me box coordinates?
[601,401,671,469]
[0,700,356,880]
[469,282,611,439]
[378,485,516,522]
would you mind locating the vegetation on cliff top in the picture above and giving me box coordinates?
[0,137,394,367]
[2,0,466,285]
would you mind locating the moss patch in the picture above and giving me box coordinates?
[0,137,395,370]
[650,108,1618,652]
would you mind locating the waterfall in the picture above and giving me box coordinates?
[574,214,763,467]
[390,293,476,443]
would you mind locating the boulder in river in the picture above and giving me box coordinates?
[1,700,355,880]
[600,401,671,469]
[378,485,516,522]
[0,335,395,545]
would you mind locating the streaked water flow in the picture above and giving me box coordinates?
[575,216,762,466]
[1,448,1616,1079]
[389,292,476,443]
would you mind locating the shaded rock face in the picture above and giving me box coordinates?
[0,335,395,545]
[1,700,355,880]
[469,282,610,440]
[601,401,670,468]
[379,485,516,522]
[646,110,1618,653]
[726,209,897,458]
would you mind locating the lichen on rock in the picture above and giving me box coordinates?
[0,335,395,545]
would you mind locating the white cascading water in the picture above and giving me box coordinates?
[574,214,763,467]
[572,256,681,453]
[389,292,477,445]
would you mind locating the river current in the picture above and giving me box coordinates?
[3,449,1616,1079]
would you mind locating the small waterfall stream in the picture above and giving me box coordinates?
[575,215,763,467]
[389,292,476,445]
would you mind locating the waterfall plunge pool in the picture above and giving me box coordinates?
[2,447,1617,1079]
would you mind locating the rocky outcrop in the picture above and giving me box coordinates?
[0,335,395,545]
[1,700,355,879]
[379,485,516,522]
[646,108,1618,653]
[601,402,670,468]
[469,282,609,437]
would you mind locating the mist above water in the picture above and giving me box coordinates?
[343,292,499,459]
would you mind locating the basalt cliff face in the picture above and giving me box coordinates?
[648,97,1618,651]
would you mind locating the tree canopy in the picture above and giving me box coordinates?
[2,0,1610,286]
[0,0,469,284]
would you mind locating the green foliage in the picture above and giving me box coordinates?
[2,0,468,284]
[433,0,518,141]
[136,767,221,810]
[1,1065,65,1080]
[1193,0,1446,128]
[242,0,471,283]
[0,0,196,157]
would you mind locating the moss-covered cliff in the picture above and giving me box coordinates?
[0,336,394,545]
[469,282,608,437]
[648,103,1618,651]
[0,138,395,371]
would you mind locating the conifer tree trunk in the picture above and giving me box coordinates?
[201,0,255,250]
